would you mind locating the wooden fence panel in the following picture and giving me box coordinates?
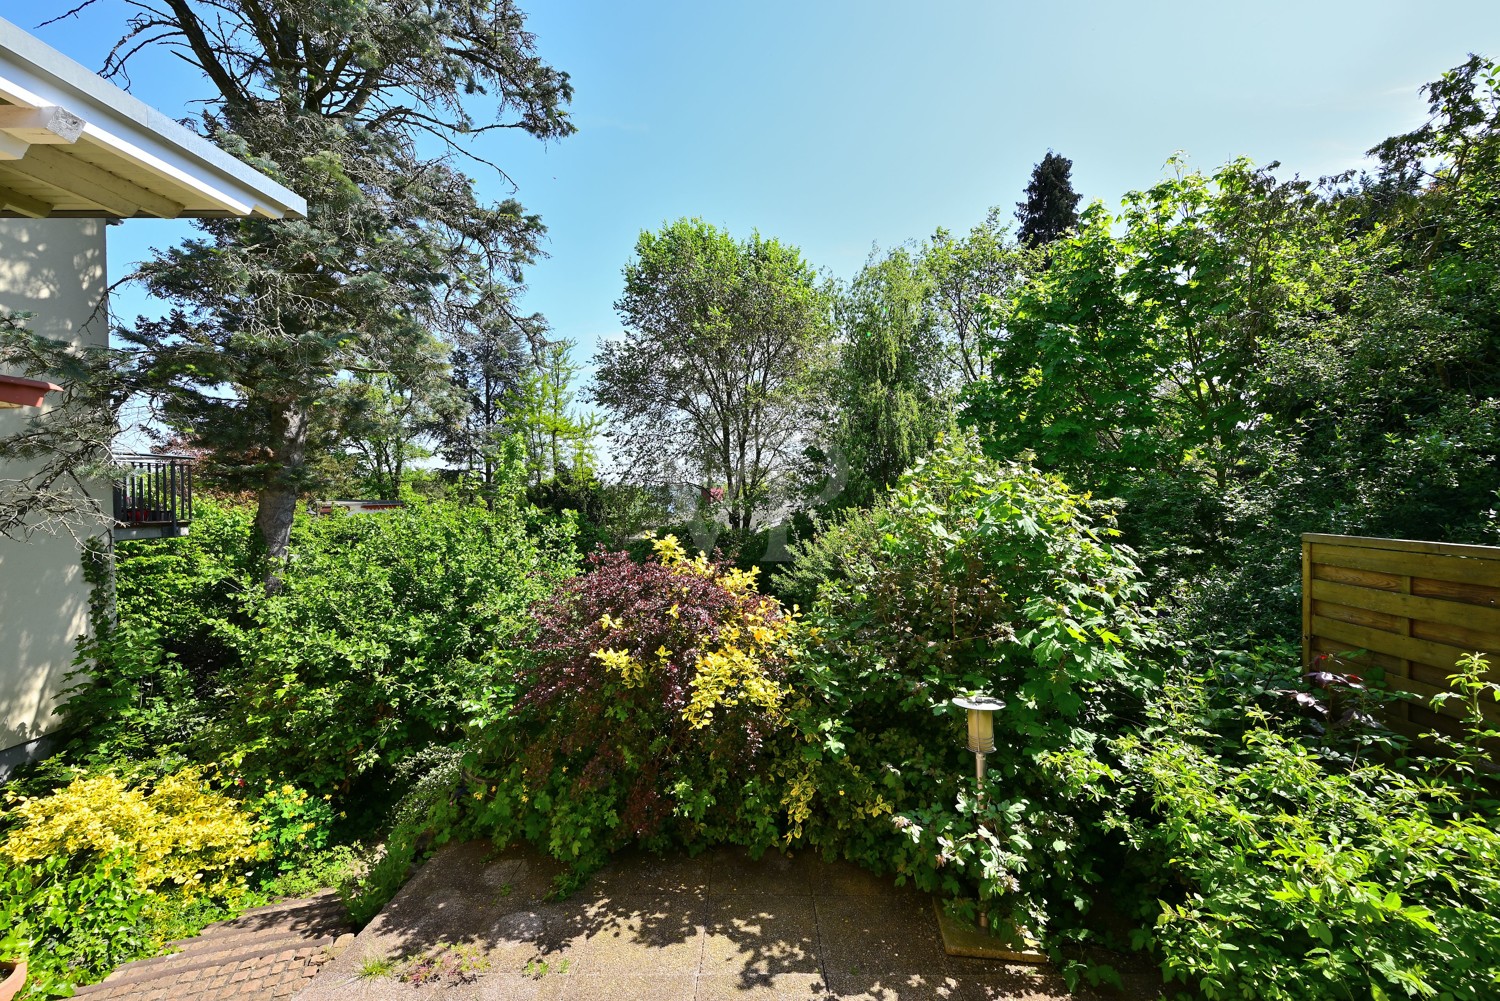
[1302,533,1500,739]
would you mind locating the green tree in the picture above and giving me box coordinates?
[967,58,1500,641]
[335,331,459,500]
[595,219,834,532]
[924,208,1033,384]
[1015,150,1082,248]
[508,339,601,485]
[965,158,1325,592]
[830,245,950,503]
[79,0,573,570]
[442,306,538,502]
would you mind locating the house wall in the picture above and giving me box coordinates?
[0,218,107,775]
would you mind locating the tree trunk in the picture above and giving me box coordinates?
[255,485,299,562]
[254,401,310,589]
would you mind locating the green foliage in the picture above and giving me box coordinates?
[333,334,461,501]
[508,339,602,486]
[94,0,573,559]
[815,211,1031,509]
[595,218,835,531]
[66,502,256,764]
[0,853,147,996]
[248,779,337,874]
[830,245,952,503]
[774,437,1163,939]
[924,207,1033,384]
[0,767,259,997]
[0,308,131,540]
[1015,150,1083,249]
[1108,659,1500,1000]
[64,493,576,809]
[212,499,574,796]
[966,58,1500,641]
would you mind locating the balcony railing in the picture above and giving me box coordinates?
[113,454,194,537]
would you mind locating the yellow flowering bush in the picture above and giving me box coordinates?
[469,537,800,886]
[652,534,792,727]
[1,768,258,898]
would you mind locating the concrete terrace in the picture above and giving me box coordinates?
[294,842,1167,1001]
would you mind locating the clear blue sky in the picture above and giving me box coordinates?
[24,0,1500,373]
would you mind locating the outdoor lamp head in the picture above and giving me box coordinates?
[952,694,1003,754]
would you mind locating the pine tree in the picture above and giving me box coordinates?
[1015,151,1082,248]
[76,0,574,573]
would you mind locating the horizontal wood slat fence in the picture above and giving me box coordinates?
[1302,533,1500,745]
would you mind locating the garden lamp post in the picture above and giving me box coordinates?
[952,694,1003,791]
[953,693,1003,931]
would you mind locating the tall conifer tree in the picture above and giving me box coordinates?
[1016,151,1082,248]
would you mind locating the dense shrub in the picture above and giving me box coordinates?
[214,499,575,796]
[0,767,259,995]
[0,768,258,897]
[1099,654,1500,1000]
[65,495,577,806]
[0,853,147,995]
[1117,726,1500,999]
[773,437,1164,943]
[63,501,257,764]
[465,536,796,887]
[770,439,1500,996]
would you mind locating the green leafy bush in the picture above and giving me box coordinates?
[247,778,337,873]
[64,501,256,764]
[0,767,259,996]
[0,853,147,996]
[774,437,1164,942]
[212,498,576,797]
[1109,660,1500,1000]
[65,495,577,809]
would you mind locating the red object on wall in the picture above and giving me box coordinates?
[0,374,62,409]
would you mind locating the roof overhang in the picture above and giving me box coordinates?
[0,17,305,220]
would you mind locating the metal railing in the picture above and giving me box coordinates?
[112,454,194,530]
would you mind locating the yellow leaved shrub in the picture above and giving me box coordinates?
[1,768,259,898]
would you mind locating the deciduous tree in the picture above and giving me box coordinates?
[594,220,833,532]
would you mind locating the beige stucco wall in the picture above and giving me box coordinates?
[0,218,107,755]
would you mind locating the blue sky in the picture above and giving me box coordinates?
[24,0,1500,374]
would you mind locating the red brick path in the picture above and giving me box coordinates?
[72,891,354,1001]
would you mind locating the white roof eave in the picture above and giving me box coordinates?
[0,16,305,220]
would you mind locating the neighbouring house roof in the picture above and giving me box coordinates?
[0,17,305,220]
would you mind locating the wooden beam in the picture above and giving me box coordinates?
[0,132,27,161]
[0,106,86,145]
[1309,541,1500,588]
[0,183,54,217]
[1303,532,1500,563]
[3,144,183,217]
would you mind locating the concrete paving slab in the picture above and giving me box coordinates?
[693,971,830,1000]
[813,895,952,988]
[295,842,1165,1001]
[583,849,713,897]
[701,894,822,979]
[705,848,823,897]
[816,970,969,1000]
[555,972,699,1000]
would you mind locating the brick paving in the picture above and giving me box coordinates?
[73,891,355,1001]
[294,842,1167,1000]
